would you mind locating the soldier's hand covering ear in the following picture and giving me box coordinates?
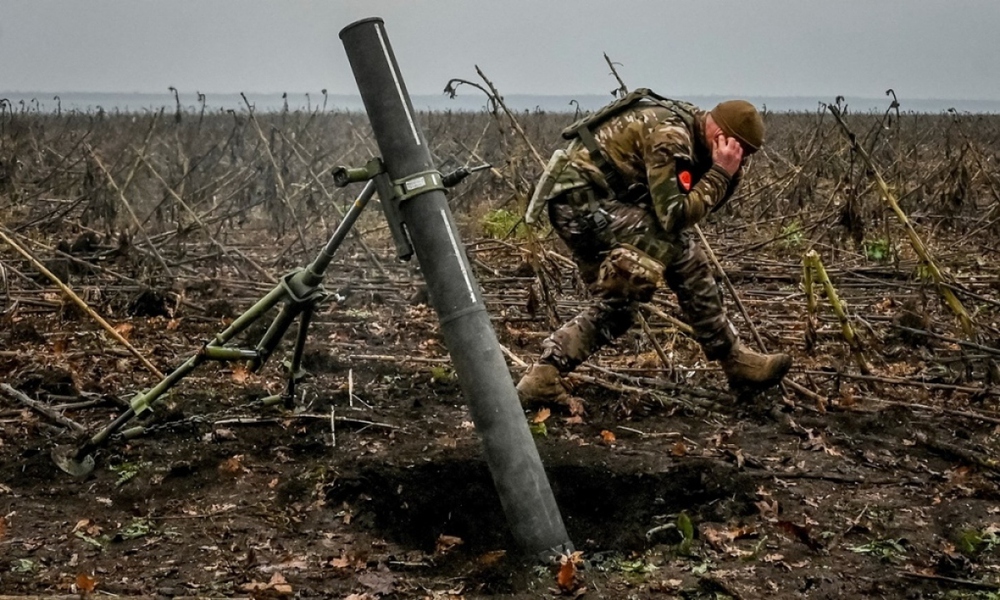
[644,123,733,232]
[713,136,744,176]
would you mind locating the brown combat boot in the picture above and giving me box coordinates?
[516,363,570,406]
[516,363,583,413]
[721,343,792,390]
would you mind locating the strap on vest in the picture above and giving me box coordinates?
[564,89,696,204]
[584,187,609,231]
[575,126,629,199]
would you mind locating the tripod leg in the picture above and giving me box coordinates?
[253,183,376,373]
[283,303,315,408]
[54,284,292,476]
[55,184,377,476]
[212,285,290,346]
[256,181,378,374]
[251,301,302,372]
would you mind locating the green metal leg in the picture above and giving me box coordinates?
[52,169,377,476]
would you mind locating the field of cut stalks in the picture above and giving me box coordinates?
[2,97,1000,599]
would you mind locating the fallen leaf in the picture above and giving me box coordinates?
[701,526,729,553]
[802,430,842,456]
[263,558,309,572]
[113,322,134,339]
[240,581,268,592]
[755,498,779,519]
[731,525,757,540]
[218,455,244,475]
[357,570,395,596]
[329,555,352,569]
[72,519,102,536]
[268,572,293,595]
[730,448,745,469]
[557,550,584,592]
[0,516,6,541]
[231,365,250,384]
[532,408,551,423]
[477,550,506,566]
[670,441,688,457]
[566,396,586,416]
[436,534,464,555]
[75,573,97,594]
[241,573,293,596]
[557,558,577,591]
[563,415,585,425]
[166,318,181,331]
[600,430,616,444]
[777,520,824,551]
[701,524,758,554]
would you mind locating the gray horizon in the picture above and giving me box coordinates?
[1,0,998,103]
[4,91,998,115]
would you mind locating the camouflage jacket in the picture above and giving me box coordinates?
[548,102,742,232]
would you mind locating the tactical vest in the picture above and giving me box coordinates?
[560,88,698,199]
[525,89,699,226]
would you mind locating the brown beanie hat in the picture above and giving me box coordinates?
[710,100,765,153]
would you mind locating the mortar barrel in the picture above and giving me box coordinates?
[339,17,572,560]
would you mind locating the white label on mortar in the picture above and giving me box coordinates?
[405,176,426,192]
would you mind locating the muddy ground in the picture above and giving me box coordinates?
[2,219,1000,600]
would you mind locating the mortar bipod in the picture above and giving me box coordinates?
[52,162,487,477]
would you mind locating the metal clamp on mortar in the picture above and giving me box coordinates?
[333,158,487,262]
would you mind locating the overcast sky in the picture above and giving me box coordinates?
[1,0,998,101]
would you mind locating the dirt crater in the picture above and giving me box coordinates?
[327,453,755,555]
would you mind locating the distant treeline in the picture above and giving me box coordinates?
[2,91,1000,114]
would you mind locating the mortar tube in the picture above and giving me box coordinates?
[339,17,573,560]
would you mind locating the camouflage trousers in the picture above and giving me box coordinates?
[539,187,738,373]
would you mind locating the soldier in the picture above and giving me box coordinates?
[517,89,791,407]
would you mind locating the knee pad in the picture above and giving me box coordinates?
[593,244,665,302]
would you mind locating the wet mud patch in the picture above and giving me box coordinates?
[552,457,756,550]
[328,457,513,553]
[328,451,755,556]
[0,445,62,490]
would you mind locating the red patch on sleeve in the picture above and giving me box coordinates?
[678,170,692,191]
